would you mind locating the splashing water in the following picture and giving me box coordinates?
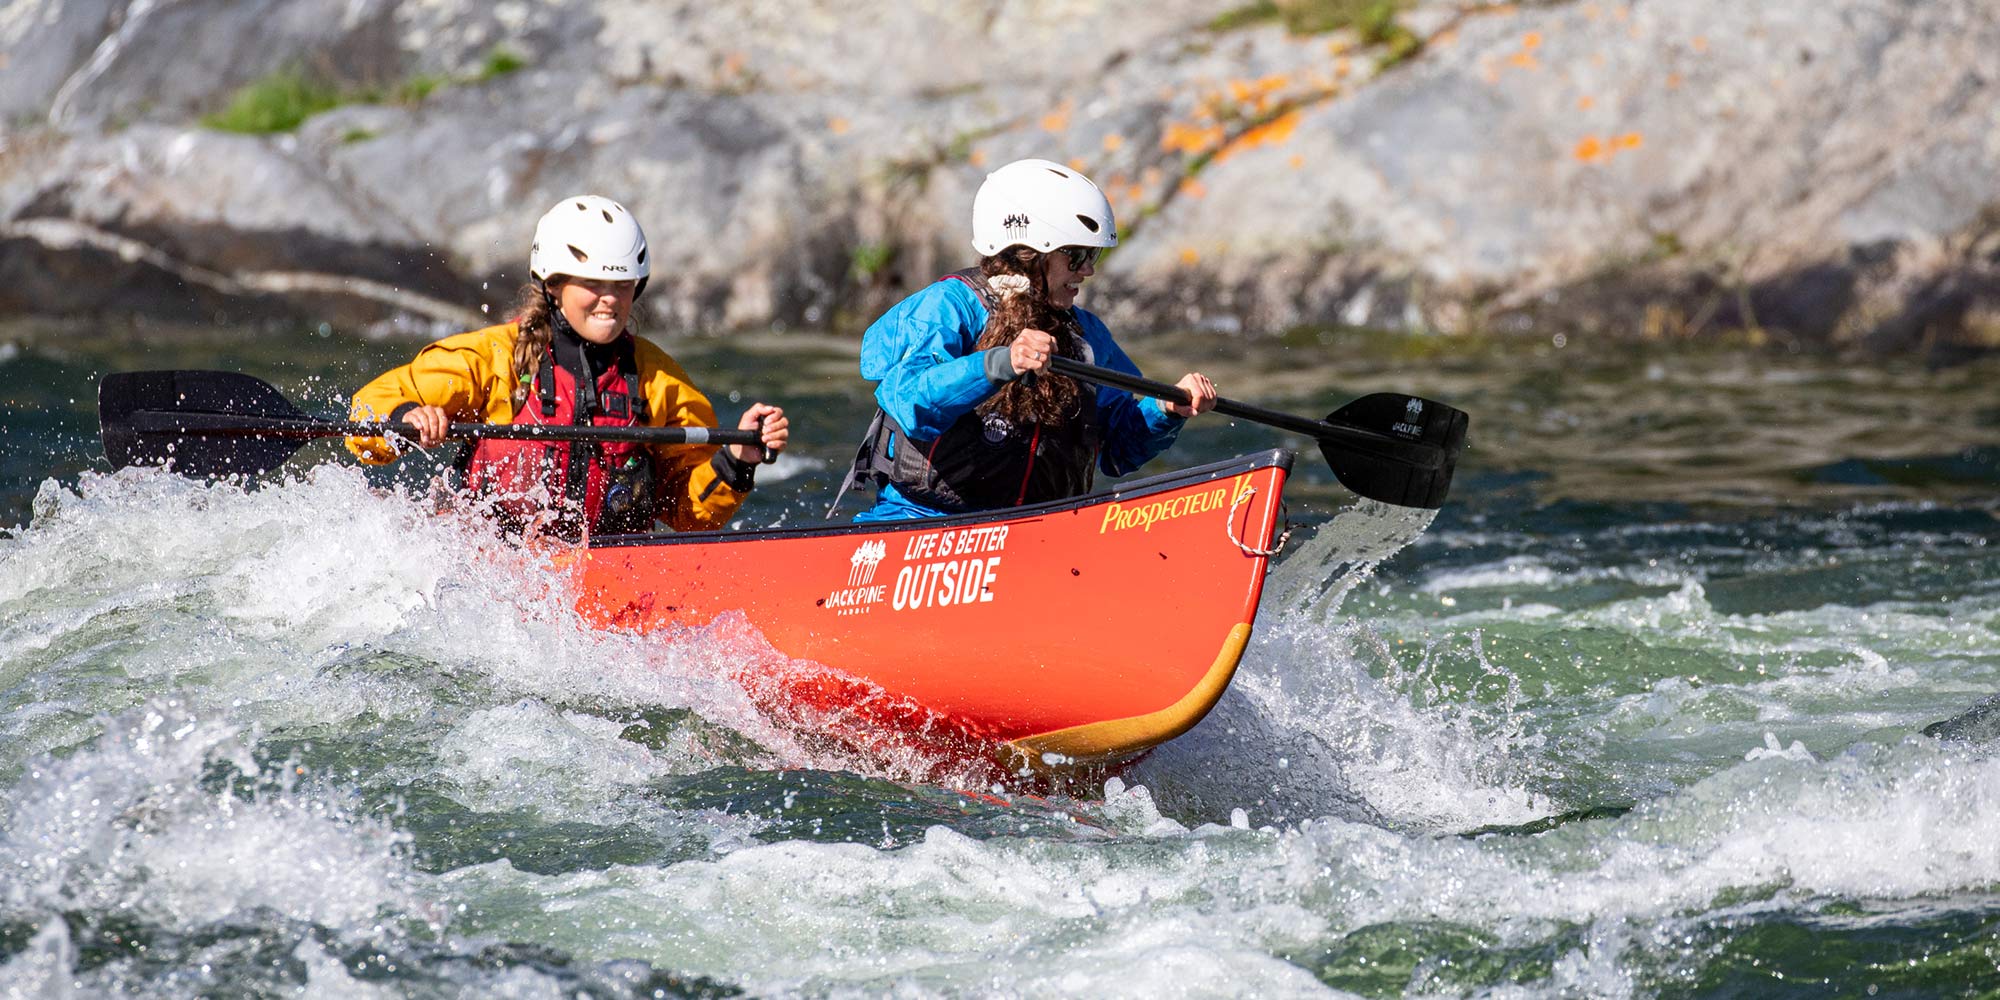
[1134,500,1558,833]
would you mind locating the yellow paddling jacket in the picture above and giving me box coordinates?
[346,322,748,532]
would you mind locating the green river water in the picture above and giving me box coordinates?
[1,319,1997,997]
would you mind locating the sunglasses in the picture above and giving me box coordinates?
[1059,246,1102,270]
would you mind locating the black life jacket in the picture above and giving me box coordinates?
[832,269,1100,515]
[462,327,656,540]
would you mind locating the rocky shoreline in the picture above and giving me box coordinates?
[2,0,1995,354]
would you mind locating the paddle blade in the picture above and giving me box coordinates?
[99,370,312,478]
[1322,393,1469,509]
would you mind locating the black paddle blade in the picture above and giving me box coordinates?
[99,370,313,478]
[1322,393,1470,509]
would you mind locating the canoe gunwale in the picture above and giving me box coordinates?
[589,448,1298,549]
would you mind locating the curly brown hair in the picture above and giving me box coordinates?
[971,248,1085,426]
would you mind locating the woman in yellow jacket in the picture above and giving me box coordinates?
[347,195,788,539]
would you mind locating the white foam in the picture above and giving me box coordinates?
[0,700,423,932]
[0,467,974,788]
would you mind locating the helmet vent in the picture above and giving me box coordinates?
[566,245,590,263]
[1048,167,1070,178]
[1076,214,1100,233]
[574,202,588,211]
[601,209,614,224]
[636,247,647,264]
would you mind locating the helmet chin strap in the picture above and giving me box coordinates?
[542,283,571,337]
[544,283,588,346]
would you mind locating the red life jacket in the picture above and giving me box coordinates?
[464,333,655,540]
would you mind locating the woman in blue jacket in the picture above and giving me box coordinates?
[845,158,1218,522]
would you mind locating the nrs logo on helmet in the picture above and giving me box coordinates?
[971,158,1119,256]
[528,195,651,298]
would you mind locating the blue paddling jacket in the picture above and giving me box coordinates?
[847,274,1185,522]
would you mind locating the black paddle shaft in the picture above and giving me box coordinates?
[100,370,763,479]
[1048,356,1459,466]
[123,411,765,448]
[1047,355,1469,508]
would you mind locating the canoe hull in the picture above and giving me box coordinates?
[574,450,1293,768]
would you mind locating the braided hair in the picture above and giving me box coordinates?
[507,281,559,405]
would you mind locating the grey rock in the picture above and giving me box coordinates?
[0,0,1994,353]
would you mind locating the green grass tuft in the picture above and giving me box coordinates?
[1211,0,1418,45]
[391,74,446,105]
[477,47,528,81]
[1208,1,1281,31]
[201,70,343,134]
[849,242,899,282]
[203,48,530,135]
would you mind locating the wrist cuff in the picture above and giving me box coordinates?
[984,346,1020,383]
[708,449,757,493]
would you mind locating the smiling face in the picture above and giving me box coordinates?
[552,276,637,344]
[1041,248,1096,310]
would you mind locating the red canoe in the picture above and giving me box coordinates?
[571,451,1294,770]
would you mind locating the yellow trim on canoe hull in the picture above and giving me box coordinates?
[1008,622,1253,768]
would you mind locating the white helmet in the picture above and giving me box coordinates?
[528,195,650,290]
[970,158,1118,256]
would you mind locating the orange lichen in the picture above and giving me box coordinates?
[1507,50,1540,70]
[827,116,851,135]
[1040,100,1073,133]
[1179,178,1207,199]
[1067,157,1088,173]
[1102,133,1125,153]
[1178,247,1201,265]
[1235,109,1300,149]
[968,148,988,167]
[1161,121,1225,153]
[1691,36,1709,53]
[1665,72,1683,89]
[1522,31,1543,50]
[1576,95,1595,111]
[1573,131,1645,165]
[1288,153,1306,170]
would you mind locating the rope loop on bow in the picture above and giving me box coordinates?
[1226,485,1291,557]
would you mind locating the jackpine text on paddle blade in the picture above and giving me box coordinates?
[1321,393,1469,509]
[99,370,314,478]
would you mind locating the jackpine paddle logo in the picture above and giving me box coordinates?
[848,539,887,586]
[1001,212,1031,235]
[1392,398,1425,438]
[824,540,890,616]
